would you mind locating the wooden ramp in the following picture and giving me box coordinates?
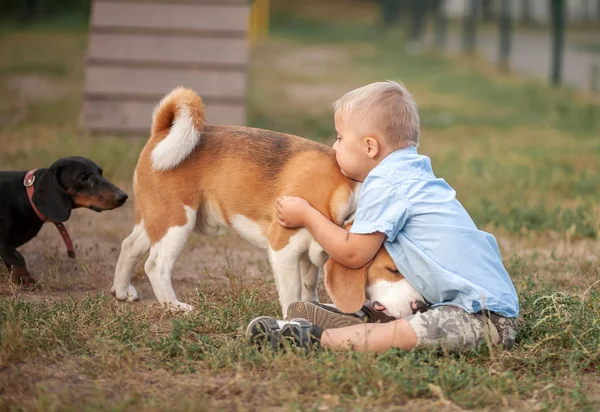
[80,0,249,136]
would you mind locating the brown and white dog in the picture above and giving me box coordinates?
[111,87,424,318]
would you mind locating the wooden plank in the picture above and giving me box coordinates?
[95,0,247,5]
[81,99,246,132]
[91,2,248,33]
[87,33,248,66]
[84,66,246,99]
[89,27,246,39]
[87,59,247,71]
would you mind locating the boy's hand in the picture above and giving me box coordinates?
[276,196,311,228]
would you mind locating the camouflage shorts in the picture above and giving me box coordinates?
[404,305,519,353]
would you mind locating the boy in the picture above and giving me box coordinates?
[247,81,519,353]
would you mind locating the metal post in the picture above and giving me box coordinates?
[498,0,512,71]
[462,0,479,54]
[550,0,565,86]
[434,0,448,50]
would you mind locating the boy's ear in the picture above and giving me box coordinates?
[365,136,379,159]
[324,258,368,313]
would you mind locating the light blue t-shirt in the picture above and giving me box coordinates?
[350,147,519,318]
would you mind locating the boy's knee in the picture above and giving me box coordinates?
[388,319,418,350]
[320,329,334,348]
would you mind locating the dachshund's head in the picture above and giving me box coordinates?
[32,156,128,222]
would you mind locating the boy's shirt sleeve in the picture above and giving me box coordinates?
[349,176,410,241]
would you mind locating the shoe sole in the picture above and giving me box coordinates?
[287,302,364,330]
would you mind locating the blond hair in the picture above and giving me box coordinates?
[333,80,420,148]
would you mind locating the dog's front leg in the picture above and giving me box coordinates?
[143,208,196,312]
[0,244,35,288]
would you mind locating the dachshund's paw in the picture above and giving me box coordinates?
[20,276,37,290]
[11,267,36,289]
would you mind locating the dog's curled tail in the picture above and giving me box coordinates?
[150,87,206,172]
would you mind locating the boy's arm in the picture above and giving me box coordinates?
[276,196,385,269]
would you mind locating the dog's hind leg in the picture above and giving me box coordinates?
[0,244,35,288]
[268,246,302,319]
[299,257,320,303]
[112,221,151,302]
[144,205,196,312]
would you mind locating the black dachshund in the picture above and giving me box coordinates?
[0,156,128,287]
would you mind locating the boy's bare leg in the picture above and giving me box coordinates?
[321,318,417,353]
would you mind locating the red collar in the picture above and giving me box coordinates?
[24,169,76,258]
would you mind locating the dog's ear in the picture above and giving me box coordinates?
[32,167,72,222]
[324,258,368,314]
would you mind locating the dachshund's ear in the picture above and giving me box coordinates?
[324,258,367,314]
[32,167,72,222]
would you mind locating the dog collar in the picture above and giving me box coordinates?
[24,169,76,258]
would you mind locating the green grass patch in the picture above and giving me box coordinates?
[1,275,598,410]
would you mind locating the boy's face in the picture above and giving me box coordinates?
[333,111,376,182]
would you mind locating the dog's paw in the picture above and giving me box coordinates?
[165,301,194,313]
[111,284,139,302]
[20,277,37,290]
[11,267,36,289]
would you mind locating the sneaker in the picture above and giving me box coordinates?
[246,316,322,351]
[286,301,396,330]
[280,318,322,350]
[246,316,282,351]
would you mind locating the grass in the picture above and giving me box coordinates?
[1,271,599,410]
[1,2,600,410]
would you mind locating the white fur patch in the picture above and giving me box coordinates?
[366,278,424,319]
[144,205,196,311]
[230,214,269,249]
[151,105,200,171]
